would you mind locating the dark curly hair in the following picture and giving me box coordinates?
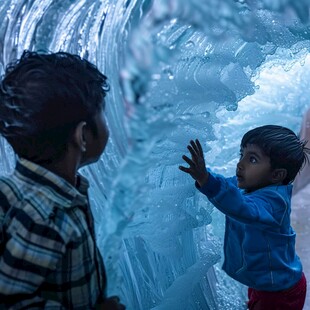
[0,50,109,164]
[241,125,310,185]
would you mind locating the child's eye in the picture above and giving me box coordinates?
[249,156,257,163]
[239,152,243,159]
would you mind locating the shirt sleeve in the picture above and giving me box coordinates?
[196,172,288,228]
[0,208,67,309]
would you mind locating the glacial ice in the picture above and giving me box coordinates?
[1,0,310,309]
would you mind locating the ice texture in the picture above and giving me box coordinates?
[0,0,310,309]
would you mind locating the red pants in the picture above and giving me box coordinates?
[248,273,307,310]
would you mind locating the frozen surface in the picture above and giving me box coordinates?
[1,1,310,309]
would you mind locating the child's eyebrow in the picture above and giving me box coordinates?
[247,151,261,159]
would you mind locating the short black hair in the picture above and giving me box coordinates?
[0,50,109,164]
[241,125,309,185]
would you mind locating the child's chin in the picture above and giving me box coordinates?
[238,184,250,192]
[237,182,245,189]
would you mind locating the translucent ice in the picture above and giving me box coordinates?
[1,0,310,309]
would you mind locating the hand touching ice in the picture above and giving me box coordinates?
[179,139,209,187]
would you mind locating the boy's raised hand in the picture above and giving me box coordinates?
[179,139,209,187]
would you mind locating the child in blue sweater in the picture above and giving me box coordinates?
[179,125,308,310]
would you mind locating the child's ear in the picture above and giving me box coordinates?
[272,168,287,184]
[73,121,87,152]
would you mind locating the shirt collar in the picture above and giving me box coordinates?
[15,158,89,209]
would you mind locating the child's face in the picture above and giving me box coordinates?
[236,144,274,192]
[81,108,109,167]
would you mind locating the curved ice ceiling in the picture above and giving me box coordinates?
[1,0,310,309]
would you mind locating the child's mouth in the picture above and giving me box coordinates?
[236,175,243,182]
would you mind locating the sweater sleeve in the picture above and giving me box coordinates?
[196,172,289,228]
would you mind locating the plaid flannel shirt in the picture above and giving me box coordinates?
[0,158,106,309]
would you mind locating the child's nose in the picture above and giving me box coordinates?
[237,160,243,170]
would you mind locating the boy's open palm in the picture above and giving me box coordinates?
[179,139,209,187]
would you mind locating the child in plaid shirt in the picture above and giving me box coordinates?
[0,51,125,309]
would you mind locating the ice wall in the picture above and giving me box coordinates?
[1,0,310,309]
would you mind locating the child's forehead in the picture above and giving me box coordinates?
[240,143,266,155]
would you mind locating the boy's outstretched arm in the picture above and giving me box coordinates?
[179,139,209,187]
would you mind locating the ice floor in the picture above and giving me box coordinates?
[292,185,310,309]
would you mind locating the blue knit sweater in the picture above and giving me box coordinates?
[197,172,302,291]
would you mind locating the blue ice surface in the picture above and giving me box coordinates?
[0,0,310,309]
